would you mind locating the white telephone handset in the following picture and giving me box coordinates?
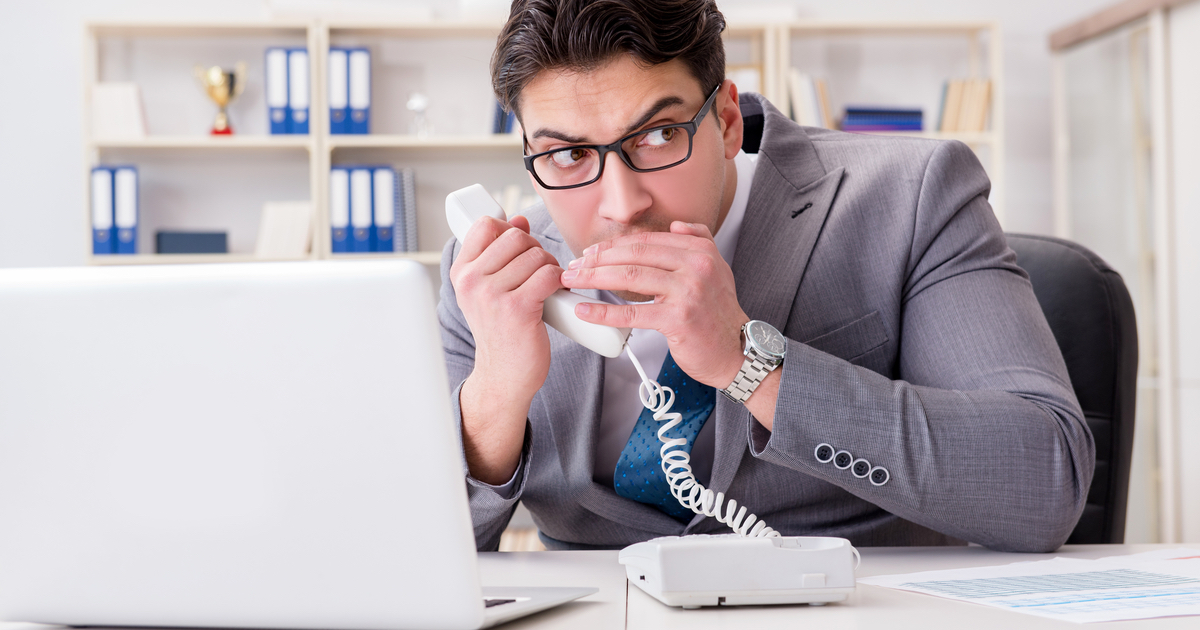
[445,184,632,358]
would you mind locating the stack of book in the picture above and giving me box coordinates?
[329,166,417,254]
[786,69,834,129]
[937,79,991,133]
[840,107,923,132]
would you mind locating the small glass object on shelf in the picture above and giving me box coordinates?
[407,92,433,137]
[195,62,247,135]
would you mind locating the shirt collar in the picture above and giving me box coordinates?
[712,149,756,267]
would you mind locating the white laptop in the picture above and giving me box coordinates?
[0,260,595,630]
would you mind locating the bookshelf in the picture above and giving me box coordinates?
[82,19,1003,265]
[777,21,1005,224]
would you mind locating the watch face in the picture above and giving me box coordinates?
[747,320,786,358]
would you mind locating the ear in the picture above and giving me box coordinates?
[716,79,743,160]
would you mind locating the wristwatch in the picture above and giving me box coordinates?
[720,320,786,404]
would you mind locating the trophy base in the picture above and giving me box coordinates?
[210,127,233,136]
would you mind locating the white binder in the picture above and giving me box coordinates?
[265,48,289,134]
[113,167,138,255]
[348,49,370,134]
[349,168,373,252]
[329,168,350,253]
[288,49,310,134]
[328,48,349,134]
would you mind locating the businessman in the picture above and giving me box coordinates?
[438,0,1093,552]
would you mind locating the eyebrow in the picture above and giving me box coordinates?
[528,95,687,145]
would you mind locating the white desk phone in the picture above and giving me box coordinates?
[446,184,859,608]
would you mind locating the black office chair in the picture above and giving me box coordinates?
[1006,234,1138,544]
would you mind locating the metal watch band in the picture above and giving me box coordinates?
[720,351,776,404]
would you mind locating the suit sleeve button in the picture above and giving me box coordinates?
[852,458,871,478]
[834,450,853,469]
[870,466,890,486]
[815,443,835,463]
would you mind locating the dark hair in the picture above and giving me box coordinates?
[491,0,726,118]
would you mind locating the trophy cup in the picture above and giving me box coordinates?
[195,62,247,135]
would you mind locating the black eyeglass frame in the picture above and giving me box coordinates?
[521,84,722,191]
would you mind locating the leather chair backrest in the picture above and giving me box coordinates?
[1007,234,1138,544]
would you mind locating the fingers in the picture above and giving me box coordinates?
[561,263,675,297]
[568,240,710,274]
[582,224,717,260]
[509,214,531,234]
[574,300,667,330]
[516,262,568,304]
[492,246,563,294]
[669,220,714,240]
[466,221,545,277]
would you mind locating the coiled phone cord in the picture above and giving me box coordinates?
[625,346,780,538]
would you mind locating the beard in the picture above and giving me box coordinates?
[613,288,654,303]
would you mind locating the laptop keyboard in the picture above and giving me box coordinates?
[484,598,517,608]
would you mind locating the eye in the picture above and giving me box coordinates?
[639,127,679,147]
[549,148,589,167]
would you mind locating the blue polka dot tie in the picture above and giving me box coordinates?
[613,352,715,521]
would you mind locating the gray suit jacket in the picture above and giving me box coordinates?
[437,94,1093,553]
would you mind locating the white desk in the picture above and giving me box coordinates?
[483,544,1200,629]
[3,544,1197,629]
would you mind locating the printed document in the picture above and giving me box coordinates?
[859,548,1200,623]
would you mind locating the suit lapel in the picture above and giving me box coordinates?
[705,97,846,501]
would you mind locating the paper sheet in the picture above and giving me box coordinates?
[859,548,1200,623]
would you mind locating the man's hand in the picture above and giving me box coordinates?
[560,221,748,391]
[450,215,563,484]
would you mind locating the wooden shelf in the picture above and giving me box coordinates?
[328,134,523,150]
[847,130,996,144]
[784,20,996,35]
[89,21,311,38]
[327,21,500,37]
[329,251,442,265]
[89,253,317,266]
[92,136,314,150]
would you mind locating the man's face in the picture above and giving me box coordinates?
[518,56,741,300]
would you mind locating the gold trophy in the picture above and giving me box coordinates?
[195,62,246,135]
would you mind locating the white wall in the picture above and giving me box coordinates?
[0,0,1116,268]
[1169,0,1200,543]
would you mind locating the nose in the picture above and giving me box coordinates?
[595,153,652,226]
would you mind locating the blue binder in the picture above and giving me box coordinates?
[113,167,138,255]
[372,167,397,252]
[348,48,370,134]
[349,167,374,252]
[328,48,349,134]
[90,167,114,255]
[265,47,290,134]
[329,167,350,253]
[288,48,310,135]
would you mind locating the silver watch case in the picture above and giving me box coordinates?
[721,320,785,404]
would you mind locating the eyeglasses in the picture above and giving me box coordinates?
[522,84,721,191]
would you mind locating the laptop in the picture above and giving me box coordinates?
[0,260,595,630]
